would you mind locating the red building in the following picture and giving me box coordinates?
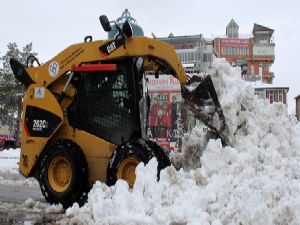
[214,19,275,84]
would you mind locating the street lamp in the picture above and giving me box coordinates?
[15,93,23,147]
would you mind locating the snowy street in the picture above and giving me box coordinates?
[0,148,41,204]
[0,149,64,224]
[0,183,43,204]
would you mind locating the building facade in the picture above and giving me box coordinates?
[214,19,275,84]
[254,85,289,106]
[158,34,213,74]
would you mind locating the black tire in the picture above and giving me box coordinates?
[39,139,88,208]
[107,139,171,186]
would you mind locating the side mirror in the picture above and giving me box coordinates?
[99,15,112,32]
[121,20,133,38]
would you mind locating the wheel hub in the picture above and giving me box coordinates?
[48,156,72,192]
[117,157,140,188]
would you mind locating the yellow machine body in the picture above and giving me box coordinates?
[18,36,186,184]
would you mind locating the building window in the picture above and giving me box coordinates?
[270,94,273,104]
[266,90,274,104]
[203,53,212,62]
[188,52,191,62]
[228,47,232,54]
[198,52,201,61]
[260,92,264,99]
[279,93,283,102]
[223,47,238,55]
[240,47,248,55]
[262,62,269,71]
[222,47,226,55]
[255,34,270,43]
[274,90,278,102]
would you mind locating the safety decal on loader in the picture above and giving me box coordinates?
[34,87,45,99]
[48,61,59,77]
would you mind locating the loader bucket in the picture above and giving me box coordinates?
[182,75,230,146]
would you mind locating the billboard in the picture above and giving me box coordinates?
[146,75,196,151]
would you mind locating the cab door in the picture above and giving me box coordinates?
[68,60,139,145]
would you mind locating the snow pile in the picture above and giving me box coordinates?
[0,148,20,183]
[24,198,64,214]
[0,148,38,187]
[0,148,20,170]
[62,59,300,225]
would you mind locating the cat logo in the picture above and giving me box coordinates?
[107,41,116,54]
[99,40,122,57]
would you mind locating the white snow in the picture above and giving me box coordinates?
[0,148,20,170]
[0,148,63,223]
[6,59,300,225]
[0,148,38,187]
[24,198,63,213]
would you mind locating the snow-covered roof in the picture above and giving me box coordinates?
[250,82,289,90]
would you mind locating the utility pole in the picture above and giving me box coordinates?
[15,93,23,147]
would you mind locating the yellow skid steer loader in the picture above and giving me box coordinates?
[10,15,229,207]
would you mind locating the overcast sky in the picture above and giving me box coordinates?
[1,0,299,112]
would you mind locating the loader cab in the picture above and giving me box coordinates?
[68,58,144,146]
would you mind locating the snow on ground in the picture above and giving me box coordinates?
[0,149,63,223]
[0,148,38,187]
[0,148,20,170]
[60,59,300,225]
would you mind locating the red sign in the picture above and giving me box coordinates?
[221,38,249,47]
[0,135,8,141]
